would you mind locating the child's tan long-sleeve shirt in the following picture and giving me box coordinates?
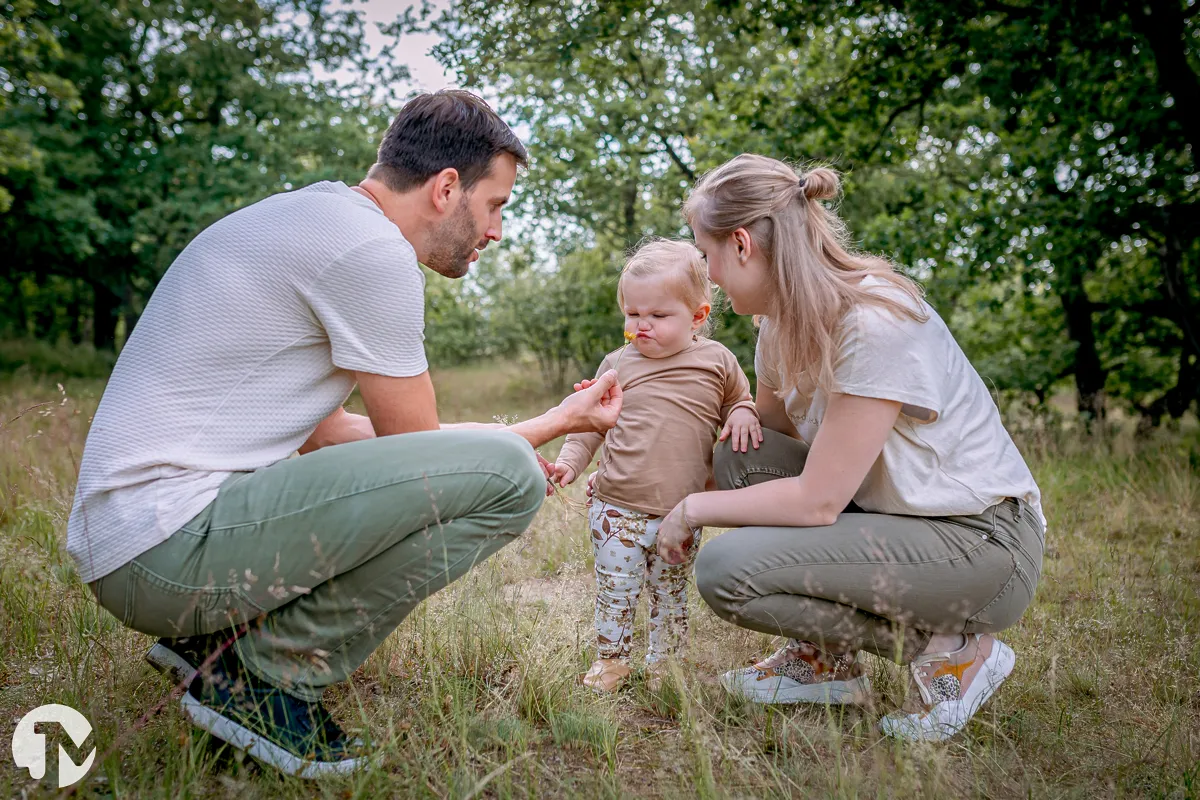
[557,337,757,515]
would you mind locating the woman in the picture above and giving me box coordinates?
[654,154,1045,742]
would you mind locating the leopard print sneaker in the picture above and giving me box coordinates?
[719,640,870,704]
[879,633,1016,742]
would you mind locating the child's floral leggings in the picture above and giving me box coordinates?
[589,499,702,664]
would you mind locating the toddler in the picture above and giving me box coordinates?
[552,239,761,692]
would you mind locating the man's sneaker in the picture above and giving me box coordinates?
[719,640,870,704]
[879,633,1016,742]
[146,633,226,686]
[180,645,369,778]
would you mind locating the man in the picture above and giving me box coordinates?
[68,90,621,778]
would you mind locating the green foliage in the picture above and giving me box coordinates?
[0,338,115,379]
[0,0,408,349]
[2,0,1197,426]
[408,0,1198,424]
[488,246,625,391]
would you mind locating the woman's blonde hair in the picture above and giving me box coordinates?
[684,154,926,393]
[617,238,715,335]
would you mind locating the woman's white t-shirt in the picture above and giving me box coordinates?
[755,276,1046,527]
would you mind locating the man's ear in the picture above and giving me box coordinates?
[732,228,753,263]
[692,301,712,329]
[429,167,461,214]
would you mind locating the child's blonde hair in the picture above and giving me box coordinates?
[684,154,926,394]
[617,238,714,334]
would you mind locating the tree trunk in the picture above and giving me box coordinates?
[122,281,141,349]
[1128,0,1200,158]
[1058,283,1106,420]
[12,277,28,338]
[1157,228,1199,356]
[66,285,83,345]
[623,173,638,247]
[92,282,121,351]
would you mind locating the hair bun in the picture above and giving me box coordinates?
[801,167,840,201]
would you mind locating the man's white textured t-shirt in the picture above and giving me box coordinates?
[68,181,428,583]
[756,276,1046,527]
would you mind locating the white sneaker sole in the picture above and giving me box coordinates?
[180,693,369,778]
[146,643,197,686]
[880,639,1016,742]
[720,671,871,705]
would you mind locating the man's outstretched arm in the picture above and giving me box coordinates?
[300,368,622,454]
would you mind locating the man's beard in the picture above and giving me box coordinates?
[425,198,483,279]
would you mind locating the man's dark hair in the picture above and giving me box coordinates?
[369,90,528,193]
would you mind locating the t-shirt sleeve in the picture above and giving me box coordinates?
[305,236,429,377]
[834,303,943,421]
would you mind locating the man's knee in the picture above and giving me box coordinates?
[476,430,545,521]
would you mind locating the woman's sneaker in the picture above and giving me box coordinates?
[181,645,369,778]
[719,640,870,704]
[879,633,1016,742]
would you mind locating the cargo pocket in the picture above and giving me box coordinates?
[196,587,267,634]
[123,562,266,638]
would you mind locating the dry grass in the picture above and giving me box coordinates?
[1,363,1198,798]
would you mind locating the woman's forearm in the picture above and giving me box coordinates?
[685,478,842,529]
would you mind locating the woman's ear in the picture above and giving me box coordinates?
[732,228,753,264]
[692,301,712,330]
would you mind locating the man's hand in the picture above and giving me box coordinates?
[719,407,763,454]
[556,369,622,433]
[535,452,558,496]
[298,407,375,454]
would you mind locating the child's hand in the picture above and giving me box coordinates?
[719,407,763,453]
[585,469,598,506]
[550,462,577,488]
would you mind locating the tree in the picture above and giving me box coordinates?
[0,0,408,349]
[409,0,1197,422]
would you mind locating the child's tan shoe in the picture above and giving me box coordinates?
[582,658,632,693]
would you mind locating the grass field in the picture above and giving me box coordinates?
[2,361,1198,798]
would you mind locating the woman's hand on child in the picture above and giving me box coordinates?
[719,407,763,453]
[657,502,696,565]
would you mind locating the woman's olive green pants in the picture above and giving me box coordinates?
[696,431,1043,663]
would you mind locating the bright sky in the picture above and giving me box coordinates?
[340,0,544,250]
[354,0,455,91]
